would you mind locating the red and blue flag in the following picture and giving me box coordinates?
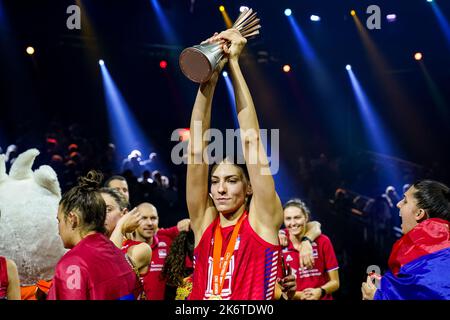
[374,218,450,300]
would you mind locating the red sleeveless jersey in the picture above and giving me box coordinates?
[189,215,281,300]
[0,256,8,299]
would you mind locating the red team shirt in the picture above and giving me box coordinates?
[189,215,281,300]
[0,256,8,299]
[282,229,339,300]
[48,233,138,300]
[122,226,183,300]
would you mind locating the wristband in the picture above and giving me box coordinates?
[301,236,313,244]
[320,287,326,298]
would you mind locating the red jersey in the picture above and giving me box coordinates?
[122,226,180,300]
[157,226,180,242]
[0,256,8,299]
[48,233,138,300]
[282,230,339,300]
[144,226,180,300]
[157,226,194,271]
[189,215,281,300]
[121,239,144,255]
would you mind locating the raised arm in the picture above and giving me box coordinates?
[110,208,142,248]
[187,37,228,243]
[219,29,283,243]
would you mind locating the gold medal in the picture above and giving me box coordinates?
[208,295,223,300]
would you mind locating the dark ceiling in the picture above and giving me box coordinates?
[1,0,449,170]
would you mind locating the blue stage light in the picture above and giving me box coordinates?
[346,67,401,187]
[429,0,450,49]
[150,0,178,44]
[100,62,157,172]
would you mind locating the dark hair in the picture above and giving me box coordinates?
[210,158,252,208]
[161,230,194,287]
[209,157,250,183]
[99,187,129,210]
[412,180,450,222]
[104,175,127,187]
[60,170,106,234]
[283,198,311,222]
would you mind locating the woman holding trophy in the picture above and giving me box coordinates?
[185,25,296,300]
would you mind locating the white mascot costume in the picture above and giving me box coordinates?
[0,148,65,297]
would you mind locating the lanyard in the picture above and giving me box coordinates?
[212,212,247,297]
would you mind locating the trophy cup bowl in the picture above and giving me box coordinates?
[179,8,261,83]
[179,43,224,83]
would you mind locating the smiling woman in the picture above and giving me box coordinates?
[362,180,450,300]
[281,199,340,300]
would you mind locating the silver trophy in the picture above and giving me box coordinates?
[179,8,261,83]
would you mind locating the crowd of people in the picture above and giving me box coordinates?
[1,29,450,301]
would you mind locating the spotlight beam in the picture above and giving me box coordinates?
[220,6,233,28]
[150,0,179,44]
[286,15,347,144]
[351,12,427,145]
[347,69,394,156]
[100,63,156,169]
[223,73,239,129]
[346,67,402,186]
[287,16,314,62]
[430,1,450,49]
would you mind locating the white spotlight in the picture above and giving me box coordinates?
[222,71,228,77]
[99,59,105,66]
[240,6,249,13]
[310,15,321,22]
[346,65,352,71]
[386,14,397,22]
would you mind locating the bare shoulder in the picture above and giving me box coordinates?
[128,243,152,267]
[131,243,151,258]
